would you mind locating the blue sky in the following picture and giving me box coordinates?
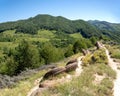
[0,0,119,23]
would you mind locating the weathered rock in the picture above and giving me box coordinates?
[0,64,57,89]
[65,62,78,72]
[43,67,66,79]
[95,41,102,49]
[82,49,90,55]
[66,59,77,66]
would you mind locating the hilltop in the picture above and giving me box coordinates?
[0,14,120,43]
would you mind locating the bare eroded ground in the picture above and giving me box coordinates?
[105,48,120,96]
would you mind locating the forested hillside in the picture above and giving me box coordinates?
[0,30,96,76]
[0,14,119,76]
[0,15,100,36]
[0,15,104,38]
[88,20,120,43]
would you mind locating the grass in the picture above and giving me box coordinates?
[0,29,56,57]
[70,33,83,39]
[38,30,56,39]
[57,52,82,67]
[0,52,82,96]
[0,70,46,96]
[0,47,116,96]
[0,42,17,49]
[107,45,120,59]
[0,29,56,43]
[27,37,49,42]
[0,30,117,96]
[40,63,116,96]
[38,48,116,96]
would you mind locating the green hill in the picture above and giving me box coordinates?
[88,20,120,43]
[0,14,100,38]
[0,14,120,43]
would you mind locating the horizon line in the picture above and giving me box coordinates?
[0,14,119,24]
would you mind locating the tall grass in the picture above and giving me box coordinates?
[40,63,115,96]
[39,48,116,96]
[0,70,46,96]
[107,45,120,59]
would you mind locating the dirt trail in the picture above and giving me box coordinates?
[105,48,120,96]
[27,56,83,96]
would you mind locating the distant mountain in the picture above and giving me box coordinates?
[88,20,120,43]
[88,20,120,32]
[0,14,120,43]
[0,14,100,38]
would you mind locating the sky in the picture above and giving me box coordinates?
[0,0,120,23]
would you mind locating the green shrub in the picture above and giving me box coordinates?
[111,49,120,59]
[73,39,87,53]
[40,42,64,64]
[82,54,92,66]
[107,45,120,59]
[64,45,74,57]
[91,49,108,64]
[82,48,108,66]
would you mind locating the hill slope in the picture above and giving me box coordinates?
[0,14,101,38]
[0,14,120,42]
[88,20,120,43]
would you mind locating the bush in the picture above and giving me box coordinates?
[82,48,108,66]
[73,39,87,53]
[82,54,92,66]
[14,40,40,73]
[111,49,120,59]
[40,42,64,64]
[91,49,108,64]
[3,56,18,76]
[0,40,42,75]
[64,45,74,57]
[90,36,97,45]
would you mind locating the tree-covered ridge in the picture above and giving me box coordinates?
[0,14,120,43]
[88,20,120,43]
[0,14,100,37]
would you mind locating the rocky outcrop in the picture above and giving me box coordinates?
[0,64,57,89]
[82,49,90,55]
[28,56,84,96]
[95,41,103,49]
[43,59,79,80]
[65,63,78,72]
[43,67,66,79]
[66,59,77,66]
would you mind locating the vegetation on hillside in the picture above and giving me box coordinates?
[88,20,120,43]
[0,29,96,76]
[0,15,119,96]
[107,45,120,59]
[38,48,116,96]
[0,48,116,96]
[0,15,120,43]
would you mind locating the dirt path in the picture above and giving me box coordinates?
[105,48,120,96]
[27,56,84,96]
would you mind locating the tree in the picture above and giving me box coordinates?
[5,56,18,76]
[64,45,74,57]
[14,40,40,73]
[90,36,97,45]
[73,39,87,53]
[15,23,37,34]
[40,42,64,64]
